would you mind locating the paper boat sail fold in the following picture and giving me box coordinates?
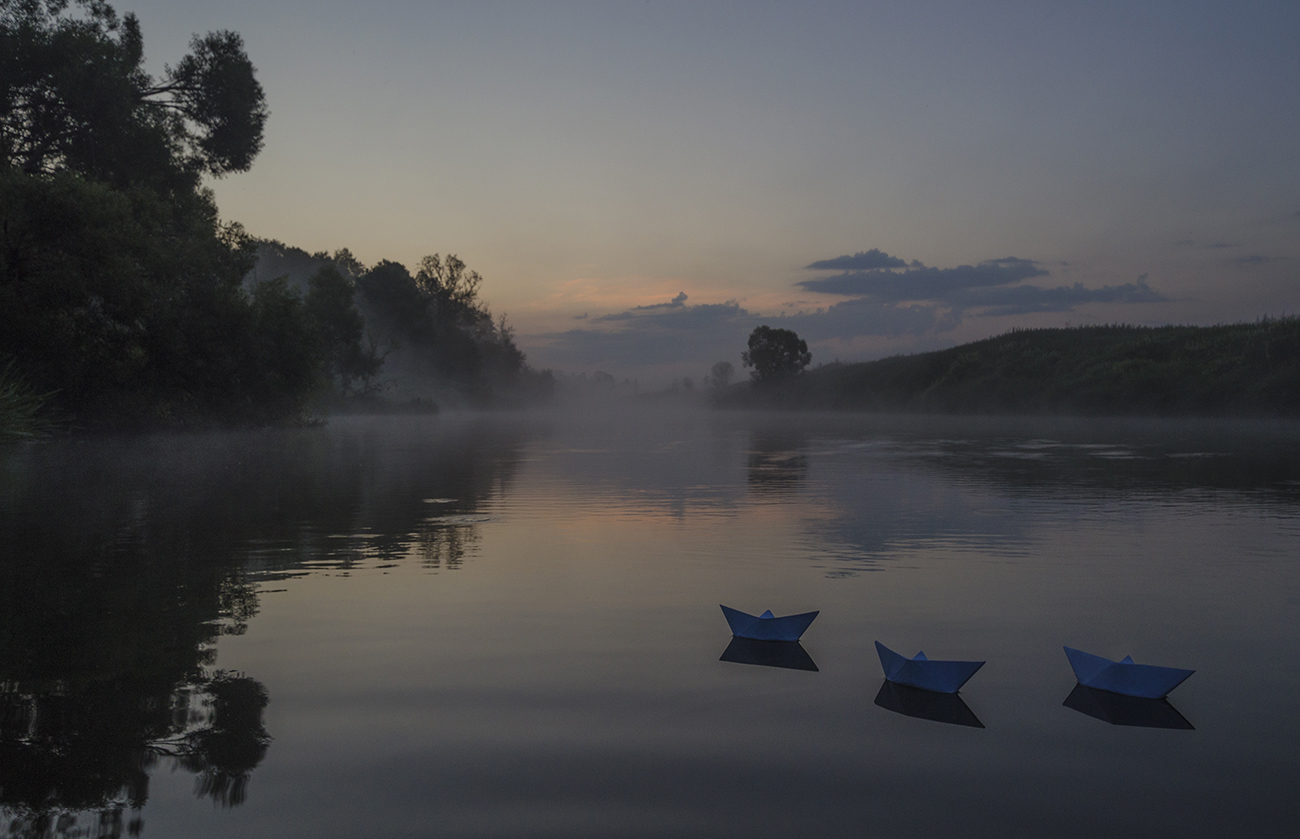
[1063,647,1194,699]
[720,605,819,642]
[875,641,985,694]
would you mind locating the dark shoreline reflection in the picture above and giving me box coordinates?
[873,680,985,728]
[1062,684,1195,729]
[719,637,819,671]
[0,417,537,837]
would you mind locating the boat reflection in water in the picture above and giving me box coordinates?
[873,680,985,728]
[1062,684,1195,729]
[718,637,819,671]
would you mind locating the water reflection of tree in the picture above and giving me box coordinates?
[0,669,271,837]
[416,523,478,570]
[0,418,534,836]
[0,535,272,837]
[746,430,810,497]
[161,674,272,807]
[0,461,274,835]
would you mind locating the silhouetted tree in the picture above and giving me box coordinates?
[708,361,734,391]
[358,254,527,389]
[741,326,811,383]
[1,0,266,188]
[0,1,315,427]
[304,264,382,394]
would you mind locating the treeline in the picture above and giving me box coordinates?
[250,241,553,411]
[719,320,1300,417]
[0,1,547,435]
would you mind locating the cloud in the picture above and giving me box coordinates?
[1237,255,1275,265]
[798,247,1170,320]
[798,258,1049,298]
[592,291,691,321]
[778,298,959,340]
[804,249,909,271]
[960,276,1169,316]
[532,300,752,368]
[592,311,637,322]
[634,291,688,310]
[1175,239,1246,249]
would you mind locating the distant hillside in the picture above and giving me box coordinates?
[718,319,1300,416]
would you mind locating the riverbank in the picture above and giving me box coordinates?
[718,319,1300,416]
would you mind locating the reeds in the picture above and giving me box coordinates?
[0,360,59,441]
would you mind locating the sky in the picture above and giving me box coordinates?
[124,0,1299,384]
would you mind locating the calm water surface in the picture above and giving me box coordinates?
[2,410,1299,837]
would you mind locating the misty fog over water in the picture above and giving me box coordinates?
[2,410,1298,837]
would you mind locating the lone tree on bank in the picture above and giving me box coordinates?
[741,326,811,383]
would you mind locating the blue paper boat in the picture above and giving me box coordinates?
[875,641,985,694]
[720,605,819,642]
[1063,647,1194,699]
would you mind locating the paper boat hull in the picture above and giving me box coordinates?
[719,637,819,671]
[875,641,984,694]
[1064,647,1194,699]
[874,680,985,728]
[720,605,819,642]
[1063,684,1194,729]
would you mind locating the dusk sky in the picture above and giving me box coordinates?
[126,1,1298,384]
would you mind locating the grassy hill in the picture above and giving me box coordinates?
[719,319,1300,416]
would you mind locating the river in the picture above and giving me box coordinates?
[2,409,1297,837]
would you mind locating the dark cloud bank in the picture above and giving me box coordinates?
[528,249,1170,373]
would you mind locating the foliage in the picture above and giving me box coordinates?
[249,240,552,408]
[1,1,544,427]
[303,264,383,394]
[0,3,390,428]
[708,360,734,391]
[719,320,1300,417]
[741,325,812,383]
[358,254,528,391]
[0,0,266,188]
[0,165,357,426]
[0,358,56,440]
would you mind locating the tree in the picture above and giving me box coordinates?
[708,360,734,391]
[0,1,295,426]
[303,264,382,395]
[357,254,527,389]
[416,253,486,325]
[741,326,811,382]
[1,0,267,189]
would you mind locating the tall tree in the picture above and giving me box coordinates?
[1,0,266,190]
[742,326,812,383]
[0,0,294,426]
